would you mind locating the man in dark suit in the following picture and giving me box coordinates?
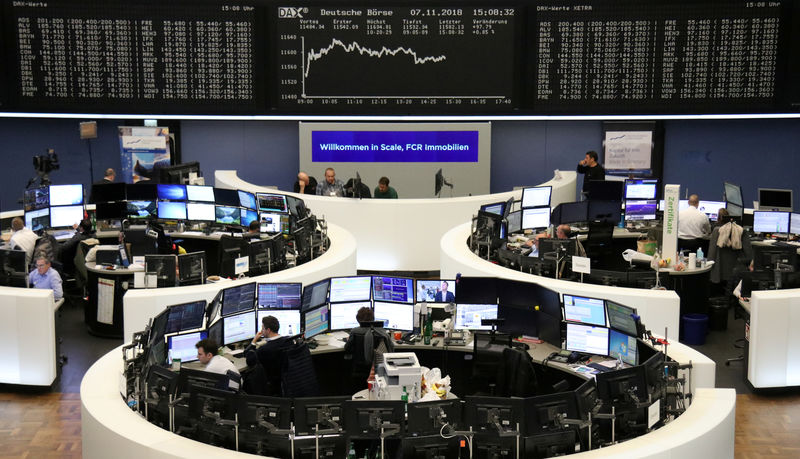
[434,281,455,303]
[244,315,289,396]
[293,171,317,195]
[96,168,116,184]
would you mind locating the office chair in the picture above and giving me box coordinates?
[495,347,539,397]
[584,223,615,265]
[344,325,394,393]
[470,331,512,395]
[280,339,319,397]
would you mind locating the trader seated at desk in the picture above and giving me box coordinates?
[678,194,711,253]
[525,224,587,258]
[195,338,240,390]
[5,217,38,268]
[344,307,394,390]
[316,167,345,197]
[242,220,261,240]
[29,256,62,301]
[243,315,289,396]
[293,171,317,195]
[59,219,95,276]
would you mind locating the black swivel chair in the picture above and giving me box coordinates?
[495,347,539,397]
[584,223,615,266]
[344,325,394,393]
[470,331,513,395]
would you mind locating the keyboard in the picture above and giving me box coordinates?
[587,362,615,373]
[52,230,75,241]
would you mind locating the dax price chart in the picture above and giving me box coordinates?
[274,5,518,112]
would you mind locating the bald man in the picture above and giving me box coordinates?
[293,171,317,195]
[678,194,711,253]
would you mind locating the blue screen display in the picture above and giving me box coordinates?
[241,209,258,227]
[157,184,187,201]
[158,201,187,220]
[216,206,240,225]
[49,184,84,206]
[239,190,257,210]
[311,131,479,162]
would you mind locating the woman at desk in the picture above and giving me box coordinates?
[708,209,753,296]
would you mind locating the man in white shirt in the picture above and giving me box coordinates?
[195,338,240,390]
[7,217,39,268]
[679,195,711,251]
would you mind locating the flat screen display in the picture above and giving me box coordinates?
[24,187,49,210]
[221,282,257,316]
[90,182,126,203]
[415,279,456,303]
[522,207,550,230]
[241,209,259,227]
[215,206,241,225]
[791,213,800,236]
[260,212,283,233]
[303,304,330,338]
[239,190,257,210]
[605,300,638,336]
[624,200,657,221]
[165,300,207,334]
[25,208,50,231]
[454,303,498,330]
[186,185,215,202]
[563,294,606,326]
[186,202,215,221]
[258,309,301,337]
[372,276,414,303]
[330,301,371,330]
[565,323,609,356]
[506,210,522,234]
[560,201,589,224]
[609,329,638,366]
[157,201,187,220]
[480,201,505,217]
[257,283,302,309]
[157,184,187,201]
[374,301,414,331]
[257,193,289,213]
[522,186,551,208]
[127,200,157,219]
[49,184,84,206]
[753,211,790,233]
[758,188,792,211]
[49,205,84,228]
[624,179,658,200]
[588,200,622,224]
[697,201,726,221]
[724,182,743,207]
[329,276,372,303]
[301,279,329,312]
[214,188,241,207]
[167,330,207,364]
[223,311,256,345]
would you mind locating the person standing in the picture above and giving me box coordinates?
[576,151,605,194]
[678,194,712,252]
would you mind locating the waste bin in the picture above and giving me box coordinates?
[708,297,728,331]
[681,313,709,345]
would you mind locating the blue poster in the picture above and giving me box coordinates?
[311,130,479,162]
[118,127,171,183]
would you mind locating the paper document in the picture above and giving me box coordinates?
[96,278,115,325]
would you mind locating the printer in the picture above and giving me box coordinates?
[374,352,423,402]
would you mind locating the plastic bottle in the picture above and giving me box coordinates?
[696,247,704,261]
[423,311,432,345]
[401,386,409,413]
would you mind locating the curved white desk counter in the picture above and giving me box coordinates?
[440,222,716,393]
[747,288,800,388]
[122,222,357,342]
[215,170,577,272]
[0,288,61,386]
[81,344,733,459]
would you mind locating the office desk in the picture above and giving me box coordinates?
[82,337,723,459]
[215,169,577,272]
[85,263,137,338]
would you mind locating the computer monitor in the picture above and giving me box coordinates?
[758,188,793,211]
[157,201,187,220]
[454,304,498,330]
[723,181,744,207]
[157,184,187,201]
[753,211,791,234]
[523,392,579,435]
[415,279,456,303]
[165,300,207,334]
[753,244,798,271]
[343,400,406,437]
[167,330,208,364]
[144,254,177,287]
[177,251,205,285]
[127,200,157,220]
[95,202,127,220]
[260,212,284,234]
[595,364,648,404]
[586,180,623,201]
[464,396,525,434]
[215,206,240,225]
[175,367,229,396]
[126,183,158,201]
[522,207,550,230]
[372,276,415,303]
[258,309,301,337]
[588,200,622,224]
[222,310,257,345]
[791,213,800,236]
[406,399,463,436]
[557,201,589,225]
[221,282,257,317]
[522,186,552,209]
[303,304,330,338]
[624,179,658,200]
[90,182,126,203]
[25,208,50,231]
[148,308,170,348]
[207,319,223,347]
[330,301,371,330]
[158,162,201,185]
[143,365,178,425]
[609,329,638,366]
[301,279,329,312]
[256,193,289,213]
[241,209,258,228]
[186,202,215,221]
[238,394,293,431]
[238,190,257,210]
[49,184,84,206]
[726,202,744,218]
[562,294,606,326]
[257,283,302,309]
[480,201,506,217]
[246,239,270,275]
[185,185,215,202]
[496,303,538,337]
[624,200,658,221]
[506,210,522,235]
[373,301,414,331]
[329,276,372,303]
[286,195,309,219]
[292,395,351,435]
[697,200,727,222]
[214,188,241,207]
[49,205,84,228]
[605,300,638,336]
[565,323,609,356]
[0,247,27,275]
[24,186,49,211]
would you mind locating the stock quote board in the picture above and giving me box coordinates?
[1,0,799,115]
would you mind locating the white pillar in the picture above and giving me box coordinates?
[662,184,680,266]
